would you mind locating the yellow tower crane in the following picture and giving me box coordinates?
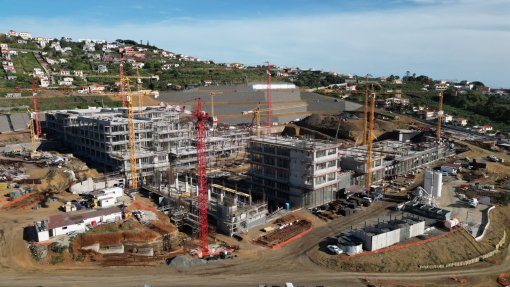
[241,103,308,137]
[436,91,443,139]
[26,108,37,153]
[361,76,369,145]
[366,93,376,190]
[209,90,223,129]
[124,78,138,190]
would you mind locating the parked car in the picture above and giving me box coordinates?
[326,244,343,255]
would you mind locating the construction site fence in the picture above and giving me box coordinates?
[475,205,495,242]
[419,230,506,270]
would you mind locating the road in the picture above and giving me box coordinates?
[0,200,508,287]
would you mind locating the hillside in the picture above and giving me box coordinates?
[1,32,509,132]
[0,35,269,91]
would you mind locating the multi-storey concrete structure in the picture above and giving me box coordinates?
[45,106,248,185]
[340,140,455,186]
[247,136,350,209]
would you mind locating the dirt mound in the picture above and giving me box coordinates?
[168,255,206,268]
[299,113,405,141]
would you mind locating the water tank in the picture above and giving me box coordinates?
[444,218,460,229]
[432,171,443,198]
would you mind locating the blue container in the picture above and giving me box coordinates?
[285,202,290,210]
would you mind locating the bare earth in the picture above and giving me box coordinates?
[0,198,509,287]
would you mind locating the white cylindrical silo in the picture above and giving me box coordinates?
[432,171,443,198]
[424,170,434,194]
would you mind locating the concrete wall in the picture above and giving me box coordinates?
[36,230,49,242]
[70,177,124,194]
[51,222,86,237]
[98,244,124,254]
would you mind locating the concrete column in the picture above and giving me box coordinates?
[185,174,189,193]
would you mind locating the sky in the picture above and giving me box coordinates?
[1,0,509,87]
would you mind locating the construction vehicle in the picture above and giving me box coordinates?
[86,198,98,209]
[122,211,133,220]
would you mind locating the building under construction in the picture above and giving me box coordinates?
[247,136,351,209]
[45,106,249,185]
[147,178,268,237]
[340,140,456,186]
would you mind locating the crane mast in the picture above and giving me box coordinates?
[136,68,143,116]
[192,98,209,256]
[366,93,376,190]
[265,62,272,135]
[31,79,41,137]
[436,91,443,139]
[119,53,126,107]
[125,79,138,190]
[362,85,368,145]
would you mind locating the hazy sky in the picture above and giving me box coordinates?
[1,0,509,87]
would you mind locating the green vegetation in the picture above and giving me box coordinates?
[0,95,121,111]
[50,254,64,265]
[401,82,510,132]
[49,242,67,254]
[292,71,347,87]
[11,52,42,73]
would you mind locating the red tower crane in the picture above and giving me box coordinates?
[192,98,209,256]
[119,51,126,107]
[31,79,41,137]
[265,62,272,135]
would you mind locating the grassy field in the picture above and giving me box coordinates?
[11,52,42,74]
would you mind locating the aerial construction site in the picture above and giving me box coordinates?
[1,57,510,287]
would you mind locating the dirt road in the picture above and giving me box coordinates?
[0,200,508,287]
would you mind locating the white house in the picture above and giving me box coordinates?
[90,187,123,208]
[162,63,179,70]
[453,118,468,126]
[435,83,449,91]
[40,77,49,88]
[58,77,74,86]
[132,62,145,68]
[34,206,122,242]
[73,70,84,77]
[97,64,108,73]
[7,30,18,37]
[19,32,32,40]
[443,114,453,124]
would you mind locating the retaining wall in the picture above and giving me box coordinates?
[419,230,506,270]
[475,205,495,241]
